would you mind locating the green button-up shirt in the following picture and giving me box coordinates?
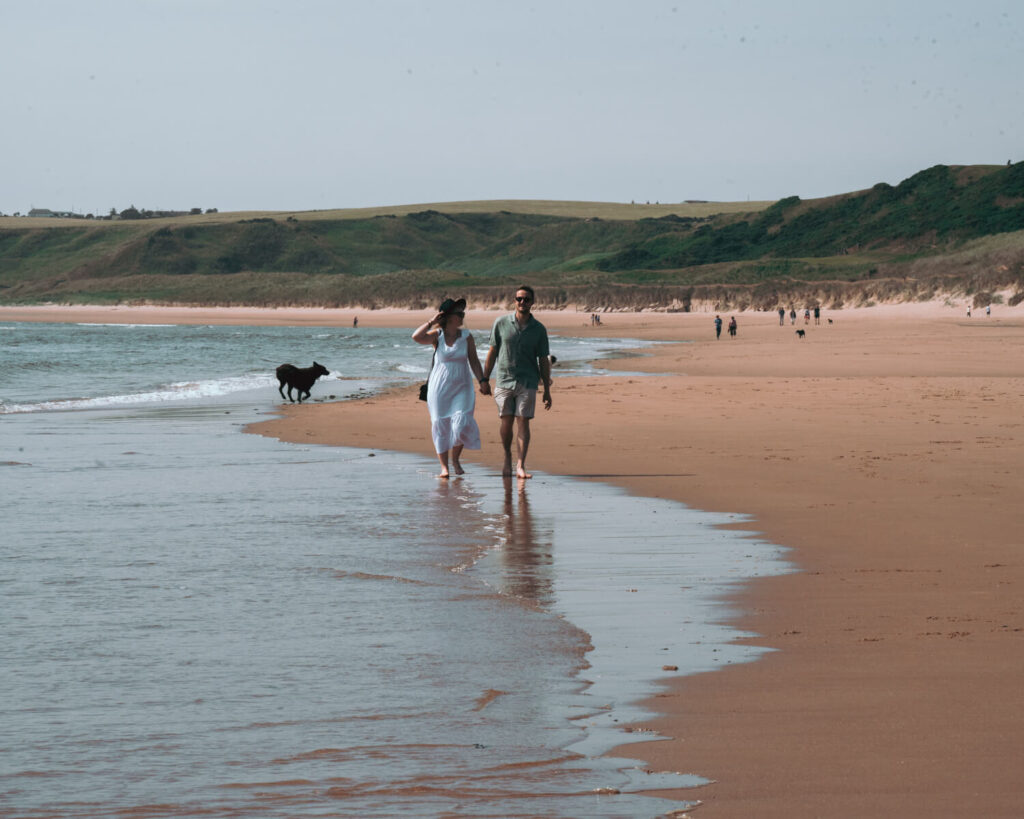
[487,313,550,390]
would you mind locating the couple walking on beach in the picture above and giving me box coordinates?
[412,286,552,479]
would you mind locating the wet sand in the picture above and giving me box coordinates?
[6,302,1024,815]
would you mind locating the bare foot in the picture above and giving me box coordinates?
[516,463,532,479]
[439,470,450,479]
[453,462,465,475]
[502,458,513,477]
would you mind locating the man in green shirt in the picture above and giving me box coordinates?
[480,285,552,479]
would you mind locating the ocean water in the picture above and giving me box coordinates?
[1,321,790,818]
[0,321,655,414]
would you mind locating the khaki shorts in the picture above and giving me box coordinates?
[494,383,537,418]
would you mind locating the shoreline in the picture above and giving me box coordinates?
[0,297,1000,330]
[7,303,1024,815]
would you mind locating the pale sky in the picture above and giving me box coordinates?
[3,0,1020,215]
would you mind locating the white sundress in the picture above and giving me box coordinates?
[426,330,482,454]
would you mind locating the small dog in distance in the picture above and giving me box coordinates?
[796,329,806,338]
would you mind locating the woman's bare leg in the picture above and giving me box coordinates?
[451,445,465,475]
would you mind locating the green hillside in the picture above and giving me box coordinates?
[596,164,1024,270]
[1,164,1023,309]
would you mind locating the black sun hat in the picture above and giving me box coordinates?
[438,297,466,314]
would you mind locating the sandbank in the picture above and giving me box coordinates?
[7,301,1024,815]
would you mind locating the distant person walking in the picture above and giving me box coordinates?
[412,297,484,478]
[814,306,821,325]
[804,308,810,324]
[778,307,786,326]
[790,308,797,325]
[986,304,991,317]
[482,285,552,479]
[714,314,723,339]
[353,316,358,328]
[728,316,737,338]
[967,305,972,318]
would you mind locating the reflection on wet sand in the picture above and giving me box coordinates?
[429,475,483,523]
[424,477,562,609]
[498,478,555,607]
[427,477,497,575]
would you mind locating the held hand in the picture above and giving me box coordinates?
[542,387,552,410]
[479,381,492,396]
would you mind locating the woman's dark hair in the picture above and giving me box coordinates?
[438,310,465,330]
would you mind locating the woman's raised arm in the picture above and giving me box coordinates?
[412,312,445,345]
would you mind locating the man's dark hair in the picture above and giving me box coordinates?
[516,284,536,300]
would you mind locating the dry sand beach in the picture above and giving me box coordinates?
[5,302,1023,816]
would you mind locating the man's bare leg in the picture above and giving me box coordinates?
[500,415,515,477]
[451,445,465,475]
[436,450,450,479]
[515,416,532,479]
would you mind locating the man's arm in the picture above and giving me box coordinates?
[480,345,497,395]
[539,355,552,410]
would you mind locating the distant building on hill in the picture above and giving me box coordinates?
[27,208,87,218]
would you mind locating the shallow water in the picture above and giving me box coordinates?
[1,322,789,817]
[0,321,655,414]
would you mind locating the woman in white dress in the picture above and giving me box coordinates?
[412,298,486,478]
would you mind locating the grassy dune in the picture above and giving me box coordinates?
[2,166,1022,310]
[0,198,773,231]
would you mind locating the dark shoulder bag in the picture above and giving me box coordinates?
[418,343,436,401]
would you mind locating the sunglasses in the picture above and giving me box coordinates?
[515,296,532,303]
